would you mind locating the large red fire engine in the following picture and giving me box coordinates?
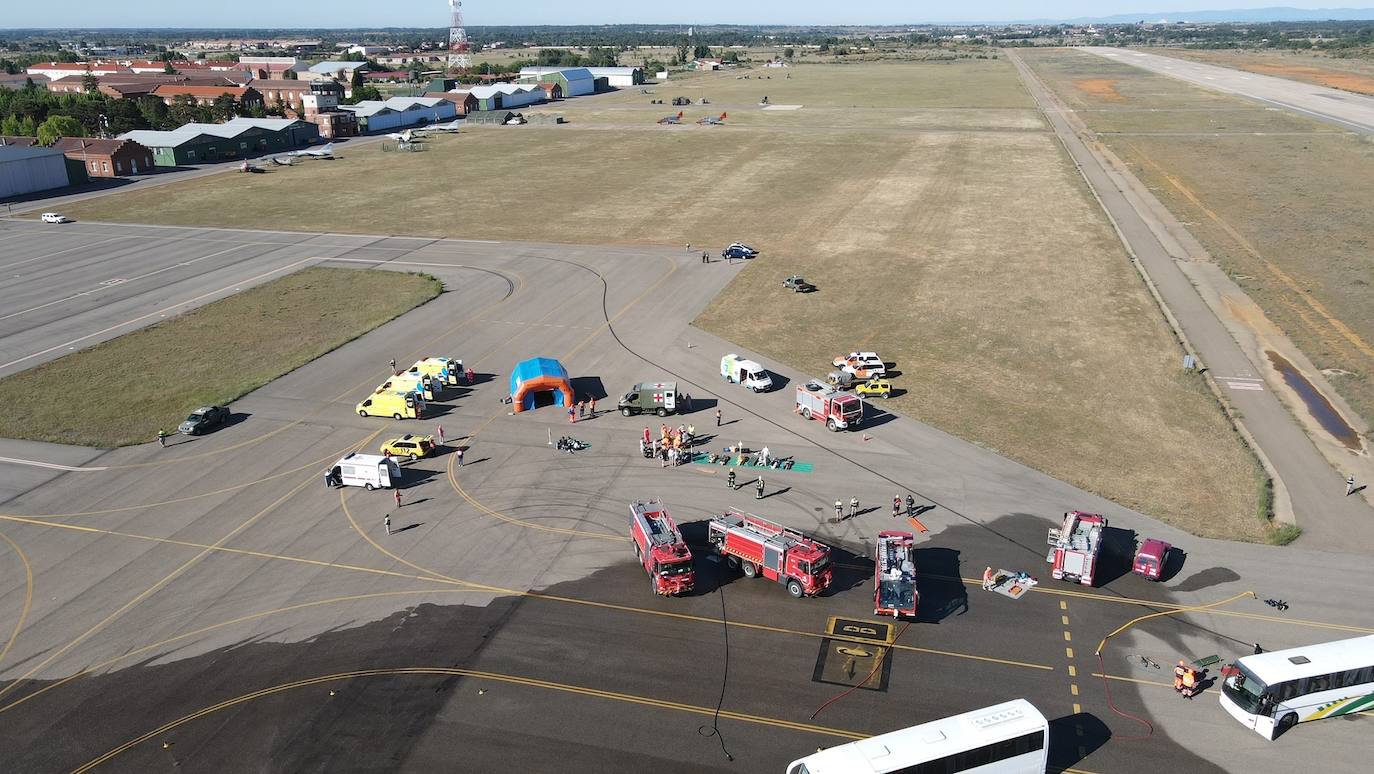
[630,499,695,595]
[874,530,918,618]
[707,510,832,598]
[795,380,863,431]
[1046,510,1106,586]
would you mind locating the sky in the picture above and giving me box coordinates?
[3,1,1369,28]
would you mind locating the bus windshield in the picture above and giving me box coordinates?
[1223,665,1268,714]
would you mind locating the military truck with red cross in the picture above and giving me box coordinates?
[618,381,679,417]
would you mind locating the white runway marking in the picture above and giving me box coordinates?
[0,456,106,471]
[0,243,253,323]
[0,256,316,372]
[0,234,133,272]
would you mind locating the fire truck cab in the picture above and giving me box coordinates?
[707,510,832,598]
[630,499,695,595]
[1046,510,1106,586]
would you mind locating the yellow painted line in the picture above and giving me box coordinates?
[0,528,34,669]
[0,468,321,705]
[1073,702,1082,715]
[447,450,622,540]
[1062,615,1070,626]
[1097,591,1255,656]
[0,589,487,715]
[0,439,368,520]
[1066,647,1074,659]
[73,666,867,772]
[1071,684,1079,696]
[1060,600,1067,610]
[1068,665,1077,677]
[1064,631,1072,642]
[955,575,1374,634]
[562,256,680,361]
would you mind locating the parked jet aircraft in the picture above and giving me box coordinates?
[657,111,684,125]
[697,112,728,125]
[290,143,336,158]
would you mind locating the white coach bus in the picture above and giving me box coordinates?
[786,699,1048,774]
[1220,633,1374,740]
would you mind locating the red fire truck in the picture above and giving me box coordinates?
[1046,511,1106,586]
[795,380,863,431]
[630,499,695,595]
[707,510,832,598]
[874,531,918,618]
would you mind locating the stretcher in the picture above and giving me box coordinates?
[984,569,1038,600]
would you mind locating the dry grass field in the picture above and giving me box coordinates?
[0,268,440,447]
[59,59,1264,539]
[1023,48,1374,448]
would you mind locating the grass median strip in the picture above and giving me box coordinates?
[0,267,441,447]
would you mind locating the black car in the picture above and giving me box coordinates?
[178,406,230,435]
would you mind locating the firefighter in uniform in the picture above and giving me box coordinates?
[727,469,737,490]
[1174,660,1200,699]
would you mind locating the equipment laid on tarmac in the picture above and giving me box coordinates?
[556,436,589,453]
[619,381,679,417]
[630,499,695,596]
[707,509,832,599]
[721,353,774,392]
[983,568,1038,600]
[874,531,918,618]
[330,452,402,490]
[796,380,863,431]
[1046,510,1106,587]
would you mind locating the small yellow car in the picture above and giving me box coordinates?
[379,434,436,461]
[854,378,893,400]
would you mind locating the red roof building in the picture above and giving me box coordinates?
[151,84,264,109]
[50,137,156,177]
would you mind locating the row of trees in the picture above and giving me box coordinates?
[0,81,274,142]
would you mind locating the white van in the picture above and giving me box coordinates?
[330,452,402,490]
[721,353,774,392]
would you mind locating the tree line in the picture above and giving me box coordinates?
[0,82,280,142]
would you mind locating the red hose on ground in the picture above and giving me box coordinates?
[811,621,911,720]
[1095,651,1155,741]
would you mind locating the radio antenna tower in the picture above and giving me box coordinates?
[448,0,472,70]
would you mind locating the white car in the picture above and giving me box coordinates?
[833,351,886,377]
[41,212,70,223]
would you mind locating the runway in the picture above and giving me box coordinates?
[0,223,1370,772]
[1086,47,1374,133]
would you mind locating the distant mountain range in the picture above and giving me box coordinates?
[1029,6,1374,24]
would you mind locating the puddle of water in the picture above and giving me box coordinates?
[1266,350,1363,450]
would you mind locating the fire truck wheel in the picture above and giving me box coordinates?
[726,555,739,570]
[801,407,812,420]
[787,579,804,598]
[826,418,837,431]
[656,407,667,417]
[742,561,758,578]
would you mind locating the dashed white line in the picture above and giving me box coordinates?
[0,456,106,472]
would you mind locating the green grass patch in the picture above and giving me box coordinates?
[0,267,441,447]
[1266,523,1303,545]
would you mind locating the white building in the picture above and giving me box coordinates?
[516,66,597,97]
[586,66,644,87]
[0,146,71,198]
[338,97,457,132]
[303,61,368,82]
[469,83,547,110]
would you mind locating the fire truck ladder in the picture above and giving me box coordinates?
[633,499,678,546]
[725,508,806,547]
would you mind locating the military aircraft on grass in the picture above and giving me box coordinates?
[289,143,336,159]
[697,112,727,125]
[657,111,684,125]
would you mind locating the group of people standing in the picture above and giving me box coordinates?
[641,422,697,467]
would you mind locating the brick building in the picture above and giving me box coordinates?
[50,137,156,177]
[151,84,264,110]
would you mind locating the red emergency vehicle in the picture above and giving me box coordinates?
[630,499,695,595]
[874,531,918,618]
[707,510,832,598]
[795,380,863,431]
[1132,538,1171,581]
[1046,511,1106,586]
